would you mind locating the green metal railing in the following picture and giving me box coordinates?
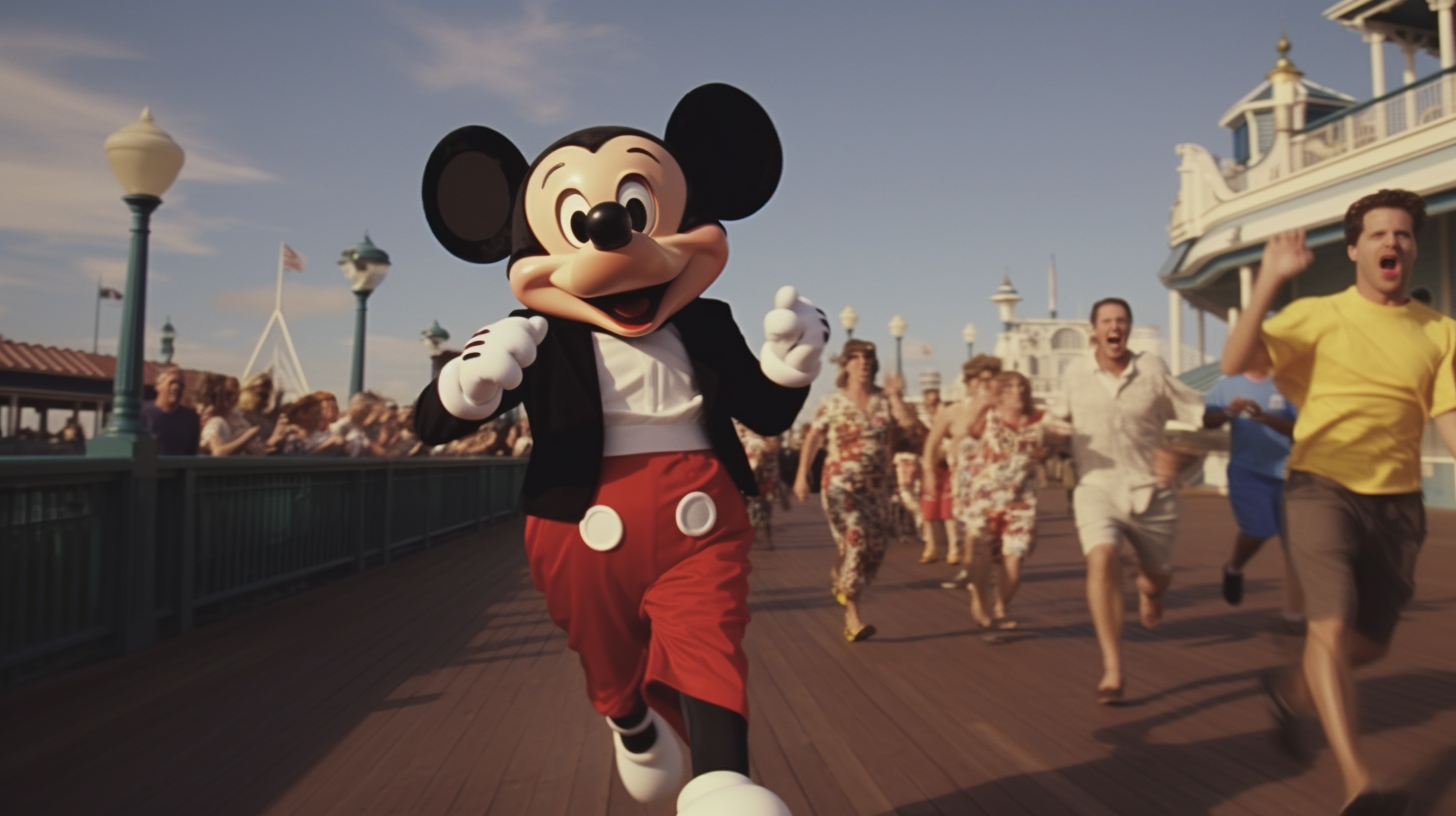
[0,456,525,687]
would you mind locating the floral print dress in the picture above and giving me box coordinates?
[953,411,1051,559]
[735,420,779,538]
[811,390,896,598]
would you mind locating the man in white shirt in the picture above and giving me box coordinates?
[1064,298,1204,704]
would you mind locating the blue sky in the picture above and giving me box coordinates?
[0,1,1437,413]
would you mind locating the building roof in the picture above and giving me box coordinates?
[0,340,113,379]
[1177,360,1224,394]
[1218,77,1356,129]
[0,339,195,388]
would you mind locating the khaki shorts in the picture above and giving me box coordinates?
[1284,471,1424,645]
[1074,483,1179,574]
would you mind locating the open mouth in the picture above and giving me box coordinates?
[1379,254,1402,279]
[584,282,671,328]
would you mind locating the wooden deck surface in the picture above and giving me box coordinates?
[3,488,1456,815]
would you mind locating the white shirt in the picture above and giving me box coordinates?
[1063,351,1204,510]
[593,324,711,456]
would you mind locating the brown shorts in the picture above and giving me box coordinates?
[1284,471,1424,645]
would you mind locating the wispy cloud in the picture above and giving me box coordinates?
[396,1,634,123]
[0,28,273,254]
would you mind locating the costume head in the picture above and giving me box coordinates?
[422,84,781,338]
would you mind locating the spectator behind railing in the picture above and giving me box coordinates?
[510,414,532,457]
[141,365,199,455]
[195,373,261,457]
[270,391,345,455]
[238,372,279,456]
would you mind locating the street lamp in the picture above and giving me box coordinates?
[421,319,451,380]
[160,317,176,365]
[888,314,907,376]
[839,305,858,340]
[93,107,184,453]
[339,233,391,396]
[962,322,977,360]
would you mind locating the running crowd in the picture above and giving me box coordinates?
[748,190,1445,816]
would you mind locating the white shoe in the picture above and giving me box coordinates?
[676,770,792,815]
[607,709,686,803]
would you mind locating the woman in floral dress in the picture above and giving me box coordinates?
[736,420,781,548]
[793,339,916,642]
[955,371,1067,629]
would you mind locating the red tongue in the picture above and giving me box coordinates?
[612,296,650,319]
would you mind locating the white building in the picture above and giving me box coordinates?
[1160,1,1456,506]
[984,276,1168,408]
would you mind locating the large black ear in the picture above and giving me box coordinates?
[665,84,782,222]
[422,126,528,264]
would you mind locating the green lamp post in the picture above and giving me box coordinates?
[421,319,451,380]
[339,233,391,397]
[888,314,907,376]
[160,316,176,365]
[92,107,184,454]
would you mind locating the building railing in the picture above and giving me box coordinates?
[0,455,525,688]
[1223,66,1456,192]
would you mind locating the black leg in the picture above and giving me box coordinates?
[611,699,657,754]
[681,693,748,776]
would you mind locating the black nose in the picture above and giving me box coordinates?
[586,202,632,251]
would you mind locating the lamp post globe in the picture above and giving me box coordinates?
[339,233,391,396]
[92,107,184,454]
[888,314,907,376]
[839,305,858,340]
[962,322,977,360]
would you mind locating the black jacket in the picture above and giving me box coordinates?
[414,298,809,522]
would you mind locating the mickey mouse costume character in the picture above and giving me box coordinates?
[414,84,825,815]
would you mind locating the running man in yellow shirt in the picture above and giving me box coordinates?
[1223,189,1456,816]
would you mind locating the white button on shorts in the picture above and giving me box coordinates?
[579,505,625,552]
[675,492,717,537]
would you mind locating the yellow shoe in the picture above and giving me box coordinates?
[843,624,876,642]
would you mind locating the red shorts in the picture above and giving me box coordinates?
[921,464,953,520]
[523,450,753,741]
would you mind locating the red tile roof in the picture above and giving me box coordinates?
[0,339,186,386]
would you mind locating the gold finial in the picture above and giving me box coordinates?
[1267,31,1302,79]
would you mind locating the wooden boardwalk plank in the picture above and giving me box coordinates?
[4,491,1456,815]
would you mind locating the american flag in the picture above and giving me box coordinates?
[281,243,306,273]
[98,286,123,301]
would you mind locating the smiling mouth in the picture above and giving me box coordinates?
[585,282,671,328]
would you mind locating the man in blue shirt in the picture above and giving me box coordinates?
[1203,367,1302,624]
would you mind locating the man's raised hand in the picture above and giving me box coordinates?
[1260,229,1314,287]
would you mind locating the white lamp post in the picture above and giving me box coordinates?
[962,322,977,360]
[339,233,391,396]
[888,314,907,376]
[94,107,184,452]
[839,305,858,340]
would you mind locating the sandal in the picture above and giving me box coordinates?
[844,624,876,642]
[1095,684,1124,705]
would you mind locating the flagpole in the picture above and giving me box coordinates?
[93,276,102,354]
[275,241,285,313]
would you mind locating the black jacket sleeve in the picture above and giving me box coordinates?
[412,367,523,446]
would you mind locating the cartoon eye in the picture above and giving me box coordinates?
[617,177,656,233]
[557,192,590,247]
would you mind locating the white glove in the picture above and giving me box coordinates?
[760,285,828,388]
[437,315,549,420]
